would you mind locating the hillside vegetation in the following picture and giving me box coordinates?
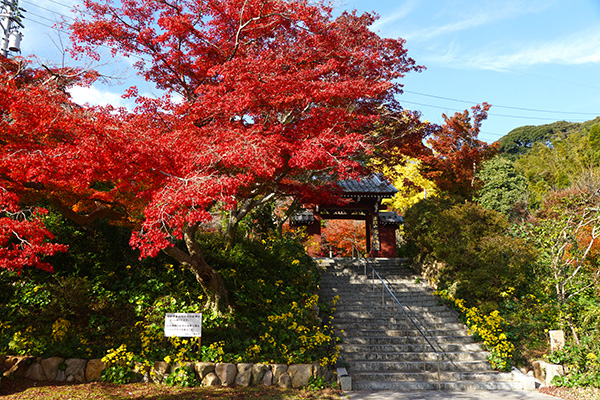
[402,116,600,387]
[499,117,600,158]
[0,216,339,377]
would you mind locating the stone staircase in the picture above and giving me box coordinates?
[317,257,530,391]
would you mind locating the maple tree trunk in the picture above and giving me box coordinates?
[225,193,277,248]
[225,210,241,249]
[165,224,230,314]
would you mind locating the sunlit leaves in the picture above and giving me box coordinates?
[420,103,498,200]
[69,0,424,259]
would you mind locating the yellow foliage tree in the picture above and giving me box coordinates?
[373,157,438,213]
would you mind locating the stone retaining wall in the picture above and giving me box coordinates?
[0,355,334,389]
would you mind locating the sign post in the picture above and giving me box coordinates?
[164,313,203,357]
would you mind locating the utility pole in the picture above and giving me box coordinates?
[1,0,24,57]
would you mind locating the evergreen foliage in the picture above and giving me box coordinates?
[513,129,600,206]
[476,156,529,220]
[400,117,600,379]
[403,198,533,311]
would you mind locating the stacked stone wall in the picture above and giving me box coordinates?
[0,355,334,389]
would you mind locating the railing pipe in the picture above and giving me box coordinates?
[357,256,443,391]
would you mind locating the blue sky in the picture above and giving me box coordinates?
[15,0,600,143]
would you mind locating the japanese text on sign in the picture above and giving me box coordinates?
[164,313,202,337]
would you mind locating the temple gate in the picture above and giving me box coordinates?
[290,175,403,258]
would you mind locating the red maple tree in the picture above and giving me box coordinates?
[322,220,366,257]
[419,103,498,200]
[61,0,426,311]
[0,58,127,272]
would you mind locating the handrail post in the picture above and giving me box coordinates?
[422,337,426,372]
[355,256,444,390]
[437,353,441,391]
[371,268,375,291]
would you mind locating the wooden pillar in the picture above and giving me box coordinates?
[305,214,322,257]
[365,213,372,256]
[371,214,381,257]
[379,224,397,258]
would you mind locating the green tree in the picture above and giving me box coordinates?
[476,156,529,220]
[403,199,534,310]
[499,119,598,159]
[588,123,600,152]
[527,189,600,344]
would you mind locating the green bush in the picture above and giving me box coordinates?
[0,213,337,370]
[403,199,534,310]
[550,336,600,388]
[165,366,200,387]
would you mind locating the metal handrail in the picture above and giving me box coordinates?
[353,252,443,390]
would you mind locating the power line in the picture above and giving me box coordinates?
[25,0,74,9]
[21,0,76,21]
[24,16,66,33]
[27,10,62,25]
[400,100,591,122]
[404,90,599,116]
[26,15,148,62]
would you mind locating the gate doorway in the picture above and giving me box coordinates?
[290,175,403,258]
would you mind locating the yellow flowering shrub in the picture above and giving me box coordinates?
[101,344,137,384]
[8,326,43,355]
[251,294,340,366]
[436,291,514,371]
[51,318,70,342]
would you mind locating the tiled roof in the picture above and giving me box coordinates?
[379,211,403,225]
[337,174,398,197]
[290,209,315,225]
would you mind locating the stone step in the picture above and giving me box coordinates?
[334,319,469,336]
[333,318,457,329]
[346,360,493,372]
[329,301,444,311]
[321,272,424,280]
[340,334,476,346]
[317,257,518,392]
[333,306,458,323]
[341,351,490,362]
[339,343,485,353]
[320,279,428,288]
[351,379,525,391]
[321,285,427,294]
[351,371,514,383]
[333,313,458,324]
[323,290,439,299]
[331,310,449,320]
[332,302,450,312]
[333,308,448,318]
[338,328,472,339]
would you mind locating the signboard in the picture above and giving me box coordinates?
[372,215,381,251]
[164,313,202,337]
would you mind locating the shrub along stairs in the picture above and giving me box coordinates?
[318,257,529,391]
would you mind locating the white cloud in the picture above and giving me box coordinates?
[403,0,554,42]
[68,85,132,109]
[466,29,600,70]
[370,0,421,32]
